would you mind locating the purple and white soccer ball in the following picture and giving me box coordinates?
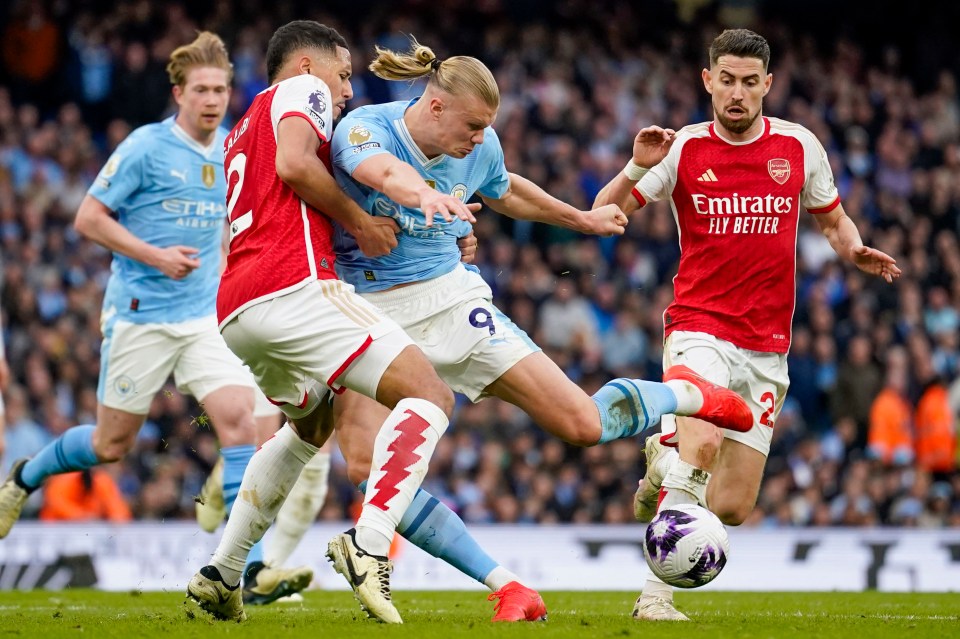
[643,504,730,588]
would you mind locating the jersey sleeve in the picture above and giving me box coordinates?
[270,74,333,143]
[474,127,510,199]
[332,114,395,175]
[87,133,149,211]
[632,135,684,206]
[799,129,841,214]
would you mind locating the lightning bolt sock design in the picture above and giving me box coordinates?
[356,398,449,556]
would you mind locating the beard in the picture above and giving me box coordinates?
[714,103,761,135]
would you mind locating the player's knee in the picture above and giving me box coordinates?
[418,378,455,416]
[211,407,256,446]
[93,436,133,463]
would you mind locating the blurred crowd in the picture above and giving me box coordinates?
[1,0,959,529]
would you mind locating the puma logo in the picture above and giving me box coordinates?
[170,169,188,183]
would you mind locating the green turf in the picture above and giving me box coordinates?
[0,590,957,639]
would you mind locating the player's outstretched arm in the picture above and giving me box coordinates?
[74,194,201,280]
[814,203,902,283]
[276,117,398,257]
[352,154,479,227]
[594,125,676,214]
[481,173,626,237]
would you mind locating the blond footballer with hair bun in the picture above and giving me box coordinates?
[370,38,500,110]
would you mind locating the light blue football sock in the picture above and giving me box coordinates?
[593,379,677,444]
[20,424,99,490]
[359,481,496,584]
[221,445,265,566]
[221,444,255,512]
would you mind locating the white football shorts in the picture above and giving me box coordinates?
[252,382,281,418]
[98,314,258,414]
[659,330,789,456]
[220,279,414,420]
[360,264,540,402]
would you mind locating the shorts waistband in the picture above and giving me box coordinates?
[360,266,465,311]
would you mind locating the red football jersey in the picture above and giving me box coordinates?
[217,74,339,327]
[632,117,840,354]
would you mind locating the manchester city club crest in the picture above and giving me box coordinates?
[451,183,468,201]
[202,164,216,188]
[114,375,136,397]
[768,158,790,185]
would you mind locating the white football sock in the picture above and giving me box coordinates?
[211,424,318,585]
[642,575,673,599]
[355,398,449,555]
[664,379,704,416]
[483,566,522,591]
[264,451,330,568]
[658,459,710,510]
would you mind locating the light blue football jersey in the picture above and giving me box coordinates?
[332,99,510,292]
[89,116,228,323]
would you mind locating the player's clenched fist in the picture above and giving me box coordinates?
[583,204,628,237]
[355,216,400,257]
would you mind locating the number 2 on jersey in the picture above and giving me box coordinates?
[226,152,248,219]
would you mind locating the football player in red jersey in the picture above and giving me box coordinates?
[187,21,466,624]
[595,28,900,621]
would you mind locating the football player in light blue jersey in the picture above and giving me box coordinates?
[332,97,501,291]
[0,32,309,604]
[316,40,754,622]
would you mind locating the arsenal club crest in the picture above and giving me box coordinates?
[768,159,790,185]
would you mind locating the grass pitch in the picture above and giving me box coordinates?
[0,590,956,639]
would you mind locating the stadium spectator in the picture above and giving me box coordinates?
[1,0,62,109]
[912,362,956,477]
[39,467,132,522]
[868,346,915,465]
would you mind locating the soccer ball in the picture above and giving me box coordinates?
[643,504,729,588]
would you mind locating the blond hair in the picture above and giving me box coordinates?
[166,31,233,87]
[369,38,499,109]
